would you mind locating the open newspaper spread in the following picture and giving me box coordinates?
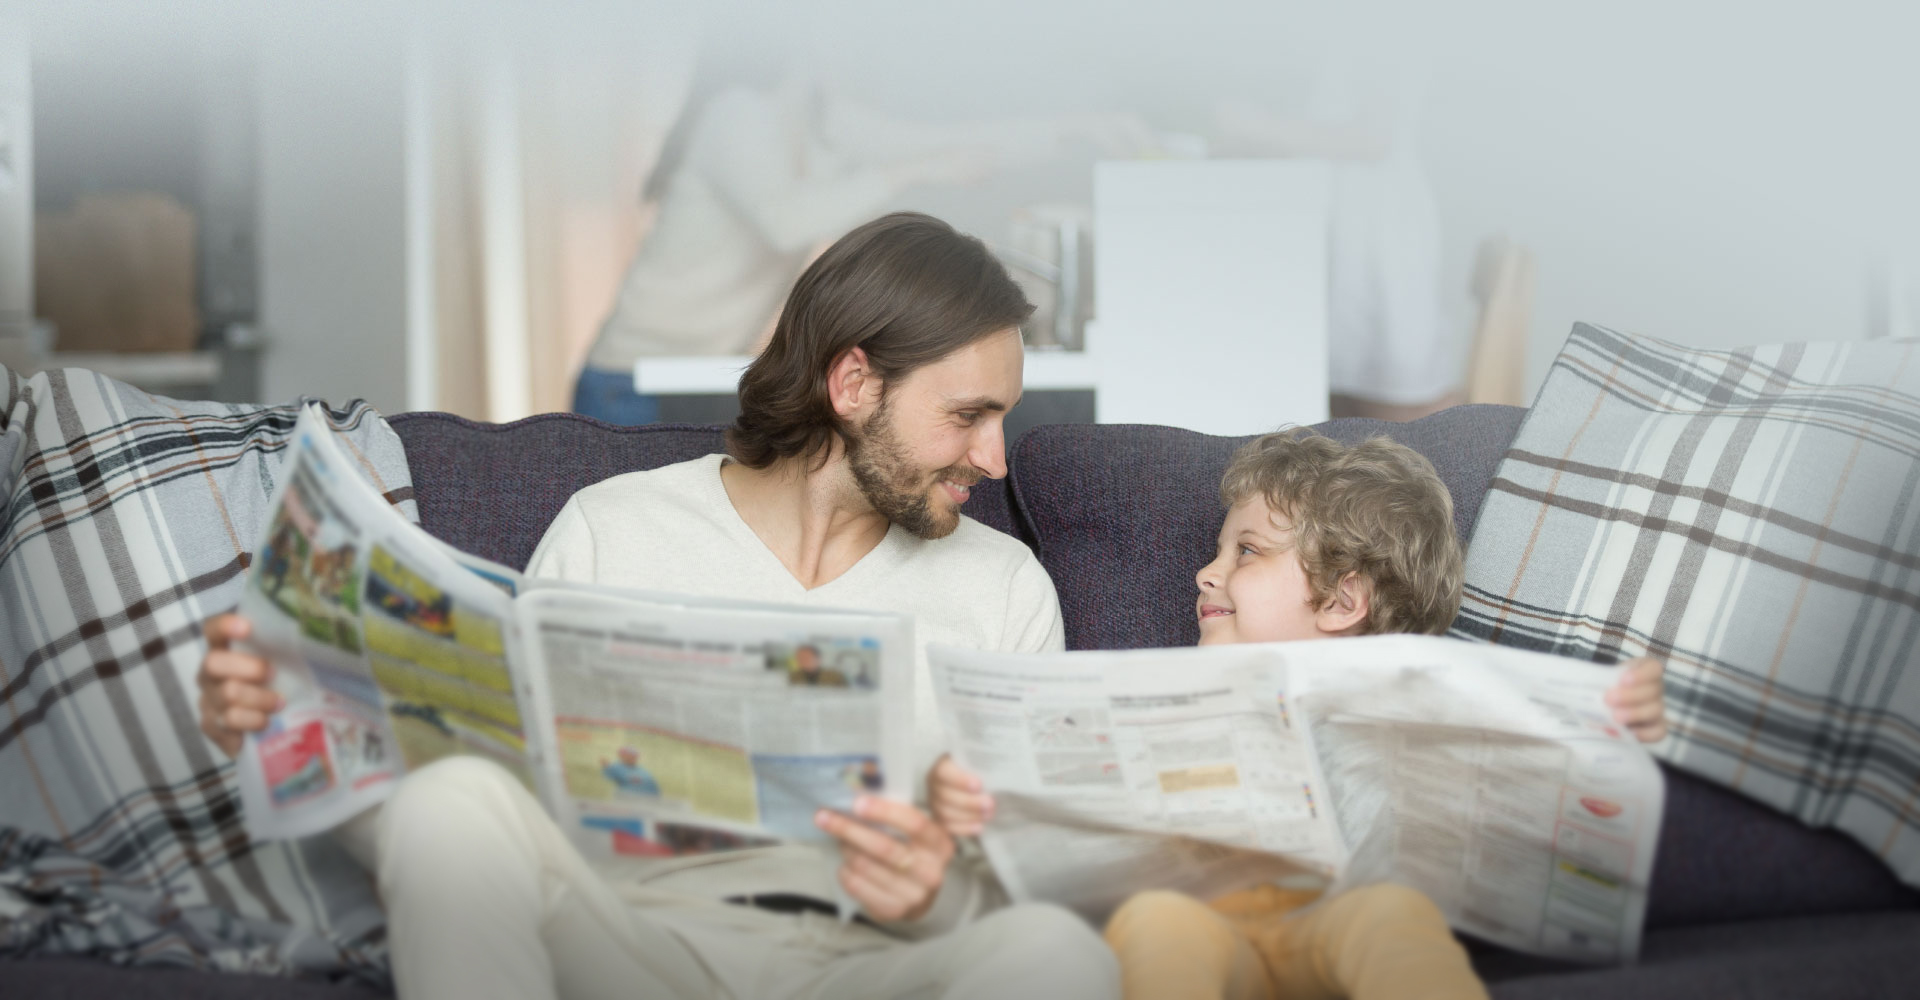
[928,638,1663,963]
[233,406,915,866]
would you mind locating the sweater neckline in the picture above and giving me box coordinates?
[698,454,910,596]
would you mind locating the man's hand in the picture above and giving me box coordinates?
[928,754,994,838]
[197,614,281,758]
[1606,657,1668,744]
[814,795,956,923]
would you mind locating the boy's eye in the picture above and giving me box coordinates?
[1238,544,1258,557]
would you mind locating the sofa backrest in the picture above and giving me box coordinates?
[391,414,724,571]
[388,412,1018,571]
[1007,405,1527,651]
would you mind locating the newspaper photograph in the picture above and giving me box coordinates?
[234,407,916,859]
[928,636,1663,962]
[515,584,914,861]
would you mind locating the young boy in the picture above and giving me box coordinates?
[931,430,1668,1000]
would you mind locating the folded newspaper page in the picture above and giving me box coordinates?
[928,637,1663,963]
[234,407,916,863]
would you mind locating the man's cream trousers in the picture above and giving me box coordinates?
[368,757,1118,1000]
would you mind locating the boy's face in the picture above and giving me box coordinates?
[1194,498,1332,646]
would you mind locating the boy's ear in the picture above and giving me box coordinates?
[1317,572,1372,636]
[827,346,877,419]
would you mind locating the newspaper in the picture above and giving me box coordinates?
[928,636,1664,963]
[233,407,915,867]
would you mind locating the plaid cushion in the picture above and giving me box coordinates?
[1454,323,1920,891]
[0,365,414,984]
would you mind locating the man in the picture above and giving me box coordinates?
[600,746,661,798]
[197,213,1113,1000]
[789,645,848,687]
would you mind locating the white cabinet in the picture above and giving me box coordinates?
[1091,160,1330,435]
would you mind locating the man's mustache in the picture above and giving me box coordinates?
[935,466,984,488]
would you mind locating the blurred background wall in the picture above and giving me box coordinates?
[3,0,1915,420]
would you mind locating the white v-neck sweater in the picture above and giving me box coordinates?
[525,453,1067,775]
[518,455,1065,935]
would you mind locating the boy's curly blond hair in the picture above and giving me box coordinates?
[1218,430,1463,636]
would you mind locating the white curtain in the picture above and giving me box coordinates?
[417,9,694,421]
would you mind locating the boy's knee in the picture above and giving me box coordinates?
[1103,890,1213,946]
[1339,883,1447,929]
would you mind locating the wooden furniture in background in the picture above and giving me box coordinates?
[34,193,200,353]
[1462,234,1535,407]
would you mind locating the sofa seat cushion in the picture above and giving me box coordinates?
[1007,405,1525,651]
[1478,909,1920,999]
[1,957,389,999]
[1647,766,1917,929]
[388,414,1021,572]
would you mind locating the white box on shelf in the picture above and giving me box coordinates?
[1092,160,1330,435]
[633,356,753,395]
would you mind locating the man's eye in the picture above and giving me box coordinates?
[956,411,980,425]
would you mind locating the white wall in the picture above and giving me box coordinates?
[25,0,1920,412]
[255,10,411,414]
[711,0,1920,396]
[1420,0,1920,393]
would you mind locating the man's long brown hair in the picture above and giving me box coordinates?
[726,213,1033,469]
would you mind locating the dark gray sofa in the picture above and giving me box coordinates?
[9,405,1916,998]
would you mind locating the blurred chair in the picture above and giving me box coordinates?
[1462,234,1535,407]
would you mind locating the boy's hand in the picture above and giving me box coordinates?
[814,796,955,923]
[1605,657,1667,744]
[928,754,994,837]
[197,614,282,758]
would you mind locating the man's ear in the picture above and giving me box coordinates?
[1316,572,1372,636]
[826,346,876,419]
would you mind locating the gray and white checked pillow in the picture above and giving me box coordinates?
[1454,323,1920,889]
[0,365,413,983]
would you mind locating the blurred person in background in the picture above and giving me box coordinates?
[576,66,1151,425]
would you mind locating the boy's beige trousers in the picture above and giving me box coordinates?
[1102,883,1489,1000]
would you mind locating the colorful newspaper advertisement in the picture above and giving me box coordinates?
[235,407,915,856]
[513,585,914,861]
[928,635,1663,963]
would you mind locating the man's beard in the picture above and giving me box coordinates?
[846,398,978,540]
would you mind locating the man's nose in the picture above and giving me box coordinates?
[972,422,1009,480]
